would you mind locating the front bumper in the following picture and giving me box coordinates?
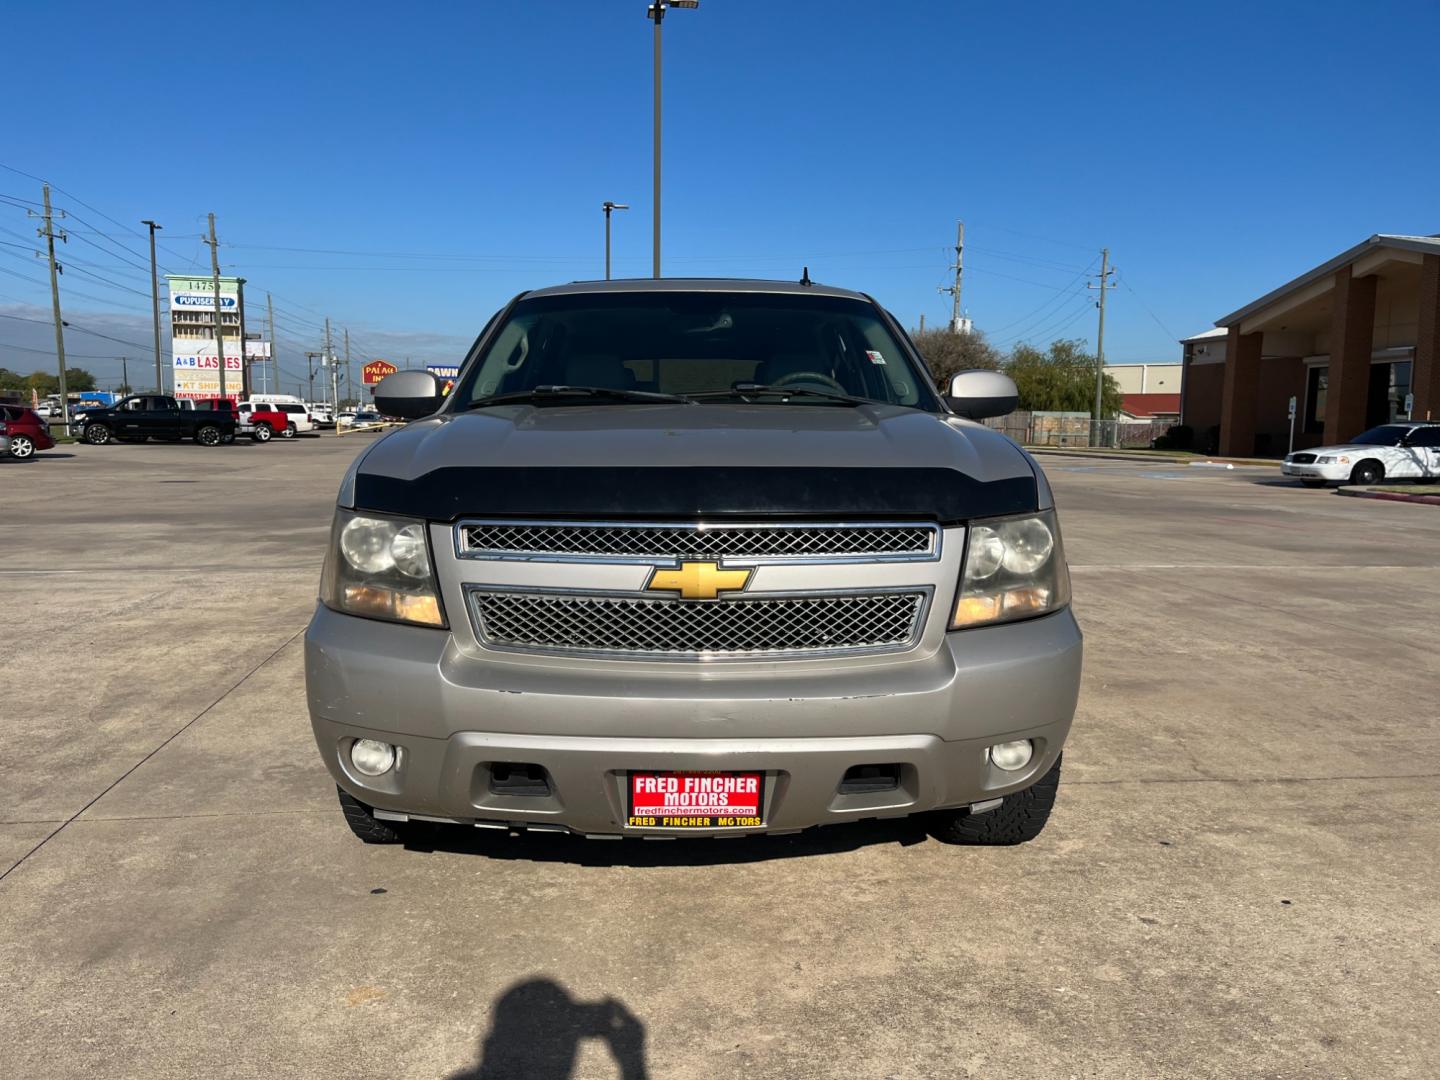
[1281,462,1348,481]
[304,604,1083,836]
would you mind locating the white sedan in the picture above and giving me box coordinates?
[1282,422,1440,486]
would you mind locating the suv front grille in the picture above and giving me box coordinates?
[469,589,929,658]
[456,521,938,562]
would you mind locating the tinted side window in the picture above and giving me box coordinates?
[1408,427,1440,448]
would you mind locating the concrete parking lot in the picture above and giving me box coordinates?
[2,439,1438,1079]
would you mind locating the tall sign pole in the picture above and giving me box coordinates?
[237,278,250,400]
[267,292,277,396]
[650,2,664,278]
[142,220,164,391]
[206,213,227,401]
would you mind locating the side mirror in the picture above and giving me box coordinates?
[373,370,444,420]
[945,370,1018,420]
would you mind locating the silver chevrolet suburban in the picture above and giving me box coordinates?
[305,279,1082,846]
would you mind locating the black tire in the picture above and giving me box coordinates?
[252,423,273,443]
[337,786,404,844]
[9,434,35,460]
[1349,460,1383,486]
[194,424,223,447]
[926,755,1062,846]
[281,422,297,439]
[83,423,111,445]
[1301,479,1328,488]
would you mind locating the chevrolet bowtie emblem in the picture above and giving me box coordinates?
[646,561,752,600]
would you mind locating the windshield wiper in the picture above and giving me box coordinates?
[463,385,695,409]
[688,382,870,406]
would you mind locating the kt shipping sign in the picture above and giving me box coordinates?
[362,360,398,385]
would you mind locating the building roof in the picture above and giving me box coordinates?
[1179,327,1228,344]
[1121,393,1181,418]
[525,277,871,301]
[1216,234,1440,328]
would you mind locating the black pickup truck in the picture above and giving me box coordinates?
[75,394,237,446]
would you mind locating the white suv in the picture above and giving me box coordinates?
[1282,422,1440,486]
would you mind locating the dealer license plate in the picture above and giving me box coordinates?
[626,771,765,829]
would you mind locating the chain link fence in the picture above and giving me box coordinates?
[983,410,1179,449]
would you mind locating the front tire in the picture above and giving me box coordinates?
[84,423,111,445]
[337,786,404,844]
[926,755,1062,846]
[1350,460,1384,486]
[9,434,34,459]
[194,424,223,447]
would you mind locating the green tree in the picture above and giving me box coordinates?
[66,367,97,391]
[1004,339,1123,417]
[909,327,1003,390]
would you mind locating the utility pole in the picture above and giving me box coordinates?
[266,292,276,396]
[237,278,250,400]
[205,213,227,401]
[120,356,129,394]
[344,328,352,406]
[33,185,70,435]
[142,220,163,391]
[1088,247,1115,446]
[306,351,321,403]
[325,318,338,415]
[650,3,663,278]
[938,220,967,333]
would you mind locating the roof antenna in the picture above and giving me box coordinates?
[800,266,812,287]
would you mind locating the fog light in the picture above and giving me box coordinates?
[350,738,396,776]
[989,740,1033,771]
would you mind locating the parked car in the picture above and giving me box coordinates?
[339,409,387,430]
[0,417,9,456]
[74,394,237,446]
[307,403,336,428]
[182,398,242,443]
[248,395,315,435]
[308,278,1080,847]
[1282,422,1440,486]
[0,404,57,460]
[236,401,293,442]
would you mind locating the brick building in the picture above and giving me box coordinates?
[1179,234,1440,457]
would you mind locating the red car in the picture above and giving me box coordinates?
[0,404,57,461]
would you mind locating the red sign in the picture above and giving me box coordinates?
[362,360,398,386]
[627,771,764,828]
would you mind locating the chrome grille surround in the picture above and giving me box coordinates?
[466,586,932,660]
[455,519,940,564]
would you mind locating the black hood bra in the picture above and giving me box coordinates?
[353,465,1037,526]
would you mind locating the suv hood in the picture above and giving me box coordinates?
[348,403,1041,524]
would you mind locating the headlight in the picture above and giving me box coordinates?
[951,510,1070,630]
[1316,456,1334,464]
[320,509,446,627]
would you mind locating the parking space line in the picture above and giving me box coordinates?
[0,625,307,885]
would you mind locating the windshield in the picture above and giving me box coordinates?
[452,291,937,410]
[1349,425,1410,446]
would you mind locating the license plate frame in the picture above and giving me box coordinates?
[625,770,766,829]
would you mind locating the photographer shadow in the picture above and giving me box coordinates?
[450,977,649,1080]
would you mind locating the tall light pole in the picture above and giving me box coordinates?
[603,201,630,279]
[646,0,698,278]
[142,220,163,391]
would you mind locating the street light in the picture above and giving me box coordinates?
[646,0,698,278]
[141,220,163,392]
[602,201,630,280]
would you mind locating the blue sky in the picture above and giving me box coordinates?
[2,0,1437,390]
